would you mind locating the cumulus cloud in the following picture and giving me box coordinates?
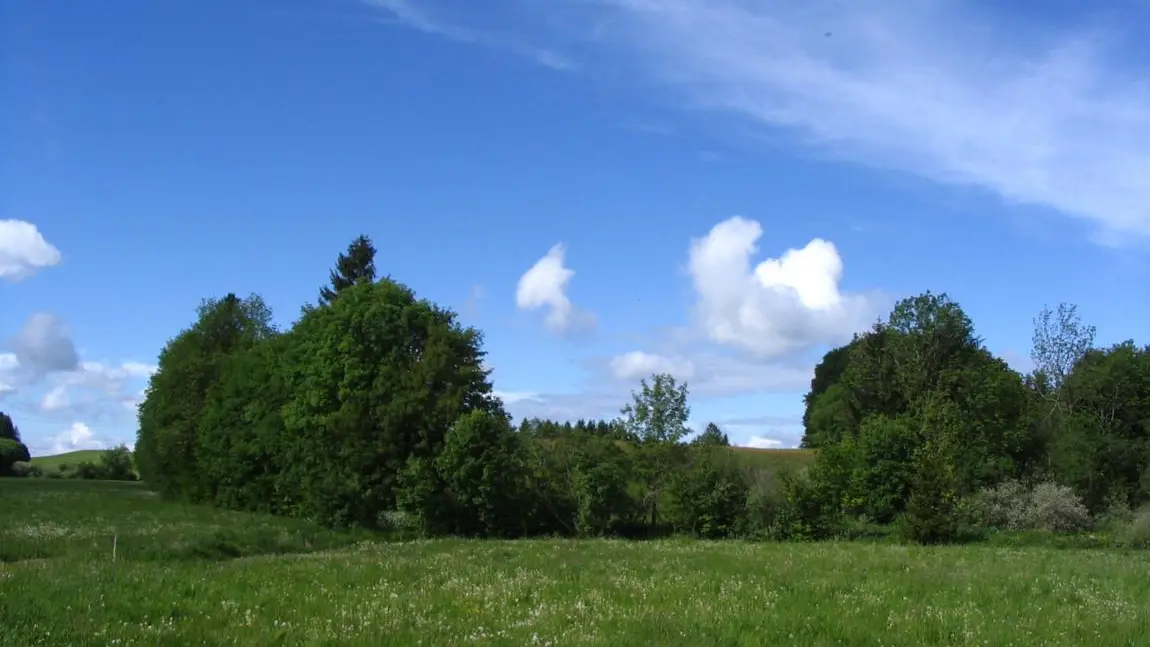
[375,0,1150,240]
[0,219,62,281]
[515,244,594,333]
[9,313,80,376]
[688,216,875,358]
[39,360,157,416]
[40,422,116,455]
[742,436,785,450]
[607,349,812,398]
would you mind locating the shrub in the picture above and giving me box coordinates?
[669,448,749,539]
[743,468,785,539]
[9,461,40,478]
[99,445,136,481]
[0,438,31,475]
[963,480,1090,533]
[771,469,845,541]
[1118,508,1150,549]
[900,442,959,545]
[1027,482,1091,532]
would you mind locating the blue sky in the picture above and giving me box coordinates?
[3,0,1150,455]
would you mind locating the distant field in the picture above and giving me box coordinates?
[731,447,816,472]
[4,478,1150,646]
[29,450,107,472]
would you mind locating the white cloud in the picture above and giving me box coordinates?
[9,313,80,376]
[493,390,544,406]
[742,436,785,450]
[515,244,594,333]
[41,422,113,455]
[607,349,812,397]
[362,0,574,70]
[688,216,875,358]
[377,0,1150,241]
[609,351,696,382]
[0,219,62,281]
[39,360,158,415]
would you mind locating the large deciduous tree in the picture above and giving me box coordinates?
[135,293,277,499]
[277,278,501,527]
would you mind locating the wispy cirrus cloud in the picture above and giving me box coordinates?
[370,0,1150,242]
[361,0,576,70]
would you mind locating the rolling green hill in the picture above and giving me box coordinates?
[30,450,108,472]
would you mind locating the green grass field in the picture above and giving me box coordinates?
[3,478,1150,646]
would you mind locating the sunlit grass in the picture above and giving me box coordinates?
[3,478,1150,646]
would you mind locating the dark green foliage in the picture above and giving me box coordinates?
[136,293,276,499]
[0,438,31,476]
[670,447,748,538]
[0,411,22,442]
[195,337,290,513]
[693,422,730,447]
[398,410,529,537]
[900,440,960,544]
[100,445,136,481]
[318,234,377,305]
[277,279,499,527]
[120,231,1150,549]
[0,413,31,477]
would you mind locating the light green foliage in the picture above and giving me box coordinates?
[8,461,38,478]
[962,480,1091,533]
[621,372,691,527]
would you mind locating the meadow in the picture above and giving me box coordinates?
[4,478,1150,646]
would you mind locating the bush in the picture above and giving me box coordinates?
[9,461,40,478]
[669,448,749,539]
[1118,508,1150,549]
[99,445,136,481]
[743,468,786,539]
[0,438,31,476]
[962,480,1090,533]
[900,442,959,545]
[770,469,845,541]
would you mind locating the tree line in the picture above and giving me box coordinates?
[113,235,1148,544]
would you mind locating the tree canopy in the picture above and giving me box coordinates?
[126,236,1150,545]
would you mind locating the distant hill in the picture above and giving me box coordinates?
[731,447,816,472]
[31,449,128,473]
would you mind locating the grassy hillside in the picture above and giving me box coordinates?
[4,479,1149,646]
[29,450,107,472]
[731,446,817,472]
